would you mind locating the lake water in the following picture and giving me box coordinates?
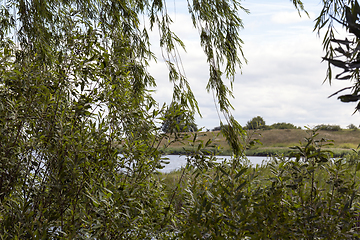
[159,155,270,173]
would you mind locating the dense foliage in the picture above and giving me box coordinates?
[2,0,359,238]
[161,103,198,133]
[0,0,261,237]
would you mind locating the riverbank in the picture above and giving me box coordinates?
[161,129,360,157]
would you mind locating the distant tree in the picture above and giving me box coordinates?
[246,116,266,130]
[271,122,301,129]
[212,126,222,131]
[212,124,233,132]
[347,124,358,130]
[315,124,342,131]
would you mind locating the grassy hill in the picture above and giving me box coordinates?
[162,128,360,157]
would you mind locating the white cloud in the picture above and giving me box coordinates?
[146,0,360,130]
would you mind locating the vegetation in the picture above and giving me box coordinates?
[159,130,360,239]
[245,116,266,129]
[161,103,198,133]
[315,124,342,131]
[1,0,360,238]
[270,122,301,129]
[349,123,359,129]
[244,116,301,130]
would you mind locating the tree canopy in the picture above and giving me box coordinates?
[245,116,266,130]
[0,0,257,236]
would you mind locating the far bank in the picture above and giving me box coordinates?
[161,129,360,157]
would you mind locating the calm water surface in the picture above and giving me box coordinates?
[159,155,270,173]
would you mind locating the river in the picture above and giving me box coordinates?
[159,155,270,173]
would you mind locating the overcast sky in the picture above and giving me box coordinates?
[147,0,360,130]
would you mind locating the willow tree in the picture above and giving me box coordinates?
[0,0,307,238]
[316,0,360,113]
[161,102,198,133]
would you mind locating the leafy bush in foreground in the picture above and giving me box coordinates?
[165,129,360,239]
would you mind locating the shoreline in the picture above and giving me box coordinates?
[160,129,360,158]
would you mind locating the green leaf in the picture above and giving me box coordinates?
[322,58,348,69]
[338,94,360,102]
[234,168,247,179]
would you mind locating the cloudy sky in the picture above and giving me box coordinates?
[147,0,360,130]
